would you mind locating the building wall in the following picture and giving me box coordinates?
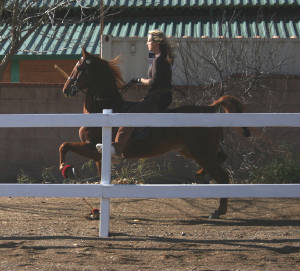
[0,75,299,182]
[2,37,299,85]
[0,58,77,83]
[19,59,77,83]
[0,62,11,82]
[0,83,84,181]
[103,37,300,84]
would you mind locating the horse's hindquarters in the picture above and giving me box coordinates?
[123,126,222,160]
[123,127,180,158]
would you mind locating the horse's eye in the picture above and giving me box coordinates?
[86,59,91,65]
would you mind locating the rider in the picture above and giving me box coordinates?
[96,29,174,159]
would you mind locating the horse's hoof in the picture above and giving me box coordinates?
[208,211,221,219]
[61,164,76,179]
[209,208,227,219]
[89,208,100,220]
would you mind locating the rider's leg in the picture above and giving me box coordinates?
[96,90,171,158]
[112,126,135,156]
[95,126,134,159]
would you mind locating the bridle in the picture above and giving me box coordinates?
[66,57,91,96]
[67,74,82,96]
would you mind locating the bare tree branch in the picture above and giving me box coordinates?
[0,0,121,80]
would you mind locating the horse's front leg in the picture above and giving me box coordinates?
[59,141,70,171]
[59,141,101,177]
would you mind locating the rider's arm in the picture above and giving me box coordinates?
[139,57,160,86]
[139,56,171,89]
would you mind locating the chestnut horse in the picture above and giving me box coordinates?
[58,48,250,219]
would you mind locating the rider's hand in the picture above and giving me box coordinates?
[122,78,141,90]
[130,78,141,84]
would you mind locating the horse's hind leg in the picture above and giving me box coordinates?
[194,148,227,184]
[202,162,229,219]
[180,147,227,184]
[181,147,229,218]
[194,168,211,184]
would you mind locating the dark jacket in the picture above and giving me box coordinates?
[148,53,172,92]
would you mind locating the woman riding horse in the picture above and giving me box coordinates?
[58,45,250,219]
[96,29,174,159]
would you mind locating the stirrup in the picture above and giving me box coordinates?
[96,143,117,155]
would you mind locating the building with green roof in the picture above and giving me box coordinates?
[0,0,299,83]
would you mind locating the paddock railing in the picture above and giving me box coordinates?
[0,111,299,237]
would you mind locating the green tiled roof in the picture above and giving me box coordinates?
[104,18,300,38]
[0,18,298,56]
[4,0,300,8]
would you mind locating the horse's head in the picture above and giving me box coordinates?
[62,48,99,97]
[63,48,124,100]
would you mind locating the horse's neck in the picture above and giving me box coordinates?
[84,87,124,113]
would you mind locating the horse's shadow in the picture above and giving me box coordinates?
[1,233,299,255]
[177,217,300,227]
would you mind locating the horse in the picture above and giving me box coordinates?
[58,48,251,219]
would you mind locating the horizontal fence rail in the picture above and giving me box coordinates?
[0,112,299,237]
[1,184,299,198]
[0,113,298,127]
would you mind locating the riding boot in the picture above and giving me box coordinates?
[96,127,133,158]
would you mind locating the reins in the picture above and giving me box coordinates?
[54,63,87,96]
[119,80,135,93]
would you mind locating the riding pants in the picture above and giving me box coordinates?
[113,89,172,156]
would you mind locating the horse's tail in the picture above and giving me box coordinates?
[210,95,251,137]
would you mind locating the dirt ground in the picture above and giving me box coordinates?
[0,197,299,271]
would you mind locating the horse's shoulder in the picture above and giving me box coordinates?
[119,101,139,112]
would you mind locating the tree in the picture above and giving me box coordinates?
[171,9,293,103]
[0,0,106,80]
[171,12,295,183]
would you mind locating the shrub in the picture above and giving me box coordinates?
[16,169,37,184]
[249,150,299,184]
[41,166,57,183]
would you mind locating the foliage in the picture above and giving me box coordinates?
[171,11,296,185]
[16,169,37,184]
[112,159,154,184]
[41,166,58,183]
[80,160,99,182]
[112,155,198,184]
[248,148,299,184]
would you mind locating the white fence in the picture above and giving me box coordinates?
[0,111,299,238]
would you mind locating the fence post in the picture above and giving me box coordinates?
[99,109,112,237]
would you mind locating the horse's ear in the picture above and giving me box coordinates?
[82,48,89,58]
[110,55,121,65]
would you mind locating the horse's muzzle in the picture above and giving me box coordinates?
[69,81,79,97]
[63,84,76,97]
[63,75,81,97]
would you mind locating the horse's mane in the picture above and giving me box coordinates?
[106,56,125,89]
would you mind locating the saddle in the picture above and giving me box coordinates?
[118,101,151,141]
[119,100,169,142]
